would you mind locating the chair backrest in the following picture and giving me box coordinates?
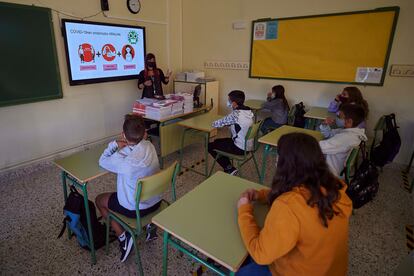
[344,146,360,184]
[287,104,297,126]
[135,161,179,205]
[370,115,387,150]
[244,120,263,153]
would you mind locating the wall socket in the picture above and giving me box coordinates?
[389,65,414,77]
[204,61,249,70]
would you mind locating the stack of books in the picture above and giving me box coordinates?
[132,98,157,115]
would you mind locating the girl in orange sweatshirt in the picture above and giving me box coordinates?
[237,132,352,276]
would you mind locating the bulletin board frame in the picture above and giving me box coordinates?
[249,7,400,86]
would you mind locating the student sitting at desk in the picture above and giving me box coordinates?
[319,104,367,176]
[237,133,352,276]
[208,90,254,175]
[260,85,289,134]
[328,86,369,128]
[95,114,160,263]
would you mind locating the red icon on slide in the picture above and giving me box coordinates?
[122,45,135,62]
[102,44,116,62]
[78,43,95,63]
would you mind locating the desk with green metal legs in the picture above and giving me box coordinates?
[152,172,269,276]
[258,126,324,183]
[144,107,209,168]
[177,112,222,177]
[304,106,336,129]
[245,99,265,122]
[53,144,108,265]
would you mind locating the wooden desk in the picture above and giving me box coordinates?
[177,112,222,177]
[53,144,109,265]
[152,172,269,275]
[304,106,336,129]
[143,107,214,168]
[258,125,324,183]
[245,99,265,122]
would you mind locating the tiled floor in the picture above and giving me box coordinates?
[0,134,412,275]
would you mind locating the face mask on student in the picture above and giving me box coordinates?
[335,117,345,128]
[338,95,348,103]
[227,100,233,108]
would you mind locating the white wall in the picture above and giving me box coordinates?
[0,0,182,171]
[181,0,414,164]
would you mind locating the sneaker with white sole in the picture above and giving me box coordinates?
[145,224,158,242]
[119,232,134,262]
[225,167,238,176]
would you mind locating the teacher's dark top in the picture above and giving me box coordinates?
[137,69,169,99]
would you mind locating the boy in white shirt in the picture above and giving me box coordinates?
[319,104,367,176]
[209,90,254,175]
[95,114,160,262]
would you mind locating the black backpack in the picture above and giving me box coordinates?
[346,142,380,209]
[58,186,108,251]
[370,113,401,167]
[293,102,306,128]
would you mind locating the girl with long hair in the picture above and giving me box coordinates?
[236,133,352,276]
[260,85,290,134]
[328,86,369,128]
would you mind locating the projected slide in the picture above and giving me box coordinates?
[62,19,145,85]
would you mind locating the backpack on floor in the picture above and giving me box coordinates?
[370,113,401,167]
[346,142,379,209]
[57,186,107,251]
[293,102,306,128]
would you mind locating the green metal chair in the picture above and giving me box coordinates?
[287,105,297,126]
[105,161,179,276]
[369,115,387,159]
[343,146,360,185]
[208,120,263,180]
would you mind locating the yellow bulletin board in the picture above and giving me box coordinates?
[249,7,399,86]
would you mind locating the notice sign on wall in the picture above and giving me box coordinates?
[62,19,146,85]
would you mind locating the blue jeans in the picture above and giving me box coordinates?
[236,257,271,276]
[261,117,283,134]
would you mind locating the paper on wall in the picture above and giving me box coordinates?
[355,67,383,83]
[253,22,267,40]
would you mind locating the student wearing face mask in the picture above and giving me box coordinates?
[328,87,369,128]
[208,90,254,175]
[137,53,172,99]
[260,85,289,134]
[319,104,367,176]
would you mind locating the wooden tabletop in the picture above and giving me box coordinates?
[258,125,324,147]
[53,144,108,183]
[152,172,269,272]
[304,106,336,120]
[177,112,222,132]
[245,99,265,110]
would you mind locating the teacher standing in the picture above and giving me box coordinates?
[137,53,172,99]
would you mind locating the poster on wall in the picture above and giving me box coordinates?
[62,19,146,85]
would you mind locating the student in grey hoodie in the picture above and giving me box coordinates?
[209,90,254,175]
[261,85,289,134]
[319,104,368,176]
[95,114,160,263]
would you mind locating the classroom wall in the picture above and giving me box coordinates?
[181,0,414,165]
[0,0,183,171]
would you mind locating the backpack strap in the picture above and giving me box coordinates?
[57,216,71,239]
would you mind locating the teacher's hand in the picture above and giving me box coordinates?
[144,80,153,86]
[166,70,172,78]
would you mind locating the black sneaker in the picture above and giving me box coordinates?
[119,232,134,262]
[145,224,158,242]
[225,167,238,176]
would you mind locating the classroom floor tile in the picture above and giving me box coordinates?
[0,131,412,275]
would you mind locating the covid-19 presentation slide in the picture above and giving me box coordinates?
[63,20,145,83]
